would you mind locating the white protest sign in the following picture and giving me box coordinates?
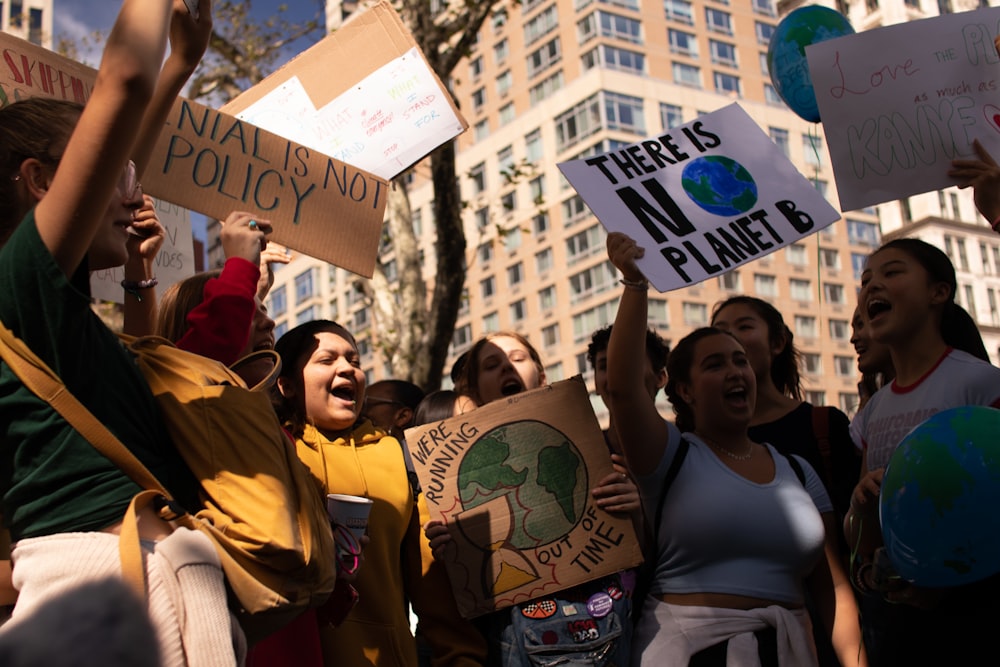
[90,197,195,303]
[234,50,464,180]
[557,104,841,292]
[808,7,1000,211]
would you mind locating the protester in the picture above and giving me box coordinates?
[846,237,1000,665]
[0,1,244,664]
[849,306,894,413]
[948,138,1000,233]
[427,330,640,666]
[273,320,485,667]
[413,389,476,426]
[363,379,425,442]
[604,232,865,667]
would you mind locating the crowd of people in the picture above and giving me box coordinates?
[1,1,1000,666]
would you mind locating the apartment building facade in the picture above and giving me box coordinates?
[259,0,999,424]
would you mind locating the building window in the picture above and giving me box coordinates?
[536,247,554,273]
[507,262,524,287]
[268,284,287,318]
[468,162,486,194]
[478,242,494,264]
[823,282,846,304]
[819,248,840,270]
[754,273,777,297]
[554,93,602,152]
[582,45,646,74]
[496,70,513,96]
[786,243,807,266]
[664,0,694,24]
[527,37,561,77]
[579,11,642,43]
[297,305,319,325]
[471,87,486,110]
[475,206,490,230]
[469,56,483,79]
[539,285,557,311]
[803,133,824,168]
[452,324,472,350]
[705,7,733,34]
[500,191,517,213]
[510,299,527,323]
[963,284,977,316]
[989,287,1000,326]
[474,118,490,141]
[524,5,558,45]
[794,314,817,338]
[846,219,880,246]
[492,7,508,31]
[499,102,516,126]
[572,300,618,343]
[529,70,564,106]
[683,302,708,326]
[710,40,737,67]
[753,0,775,16]
[648,299,669,327]
[672,62,702,88]
[533,212,550,235]
[829,319,849,340]
[28,7,43,45]
[605,92,645,134]
[569,261,618,304]
[295,268,315,304]
[714,71,741,96]
[494,38,509,64]
[660,103,683,130]
[562,195,591,226]
[802,353,822,375]
[718,270,740,291]
[503,225,522,251]
[483,311,499,333]
[529,175,546,206]
[566,224,605,263]
[805,391,826,407]
[840,392,860,416]
[669,28,698,57]
[768,127,790,157]
[755,20,775,45]
[834,355,854,377]
[525,129,543,163]
[481,276,496,299]
[542,323,560,347]
[790,278,812,302]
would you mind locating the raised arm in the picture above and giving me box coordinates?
[33,0,174,277]
[604,232,671,475]
[132,0,213,177]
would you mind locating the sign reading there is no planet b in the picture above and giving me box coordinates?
[557,103,841,292]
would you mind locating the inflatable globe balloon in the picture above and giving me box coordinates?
[880,406,1000,587]
[767,5,854,123]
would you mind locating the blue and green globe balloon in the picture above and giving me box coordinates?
[767,5,855,123]
[880,406,1000,587]
[681,155,758,217]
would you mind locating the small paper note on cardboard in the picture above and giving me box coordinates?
[404,377,643,618]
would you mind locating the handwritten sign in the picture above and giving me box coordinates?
[558,104,841,292]
[90,197,195,303]
[233,51,464,179]
[404,377,642,618]
[808,7,1000,211]
[222,1,467,180]
[0,31,387,278]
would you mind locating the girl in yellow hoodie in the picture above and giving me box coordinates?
[274,320,486,667]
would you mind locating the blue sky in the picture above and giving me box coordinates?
[53,1,324,66]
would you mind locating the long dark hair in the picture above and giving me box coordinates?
[665,327,741,433]
[273,319,359,437]
[874,238,990,362]
[711,295,802,400]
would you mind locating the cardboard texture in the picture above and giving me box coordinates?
[0,31,387,278]
[404,377,644,619]
[221,0,467,180]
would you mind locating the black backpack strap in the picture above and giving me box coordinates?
[785,452,806,486]
[810,406,835,493]
[650,437,690,540]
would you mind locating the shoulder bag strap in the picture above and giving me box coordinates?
[810,405,834,492]
[0,322,174,598]
[649,437,690,544]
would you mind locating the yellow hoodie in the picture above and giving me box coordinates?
[296,420,486,667]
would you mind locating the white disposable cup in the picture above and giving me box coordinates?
[326,493,373,542]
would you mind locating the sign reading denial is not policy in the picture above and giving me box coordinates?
[0,26,387,278]
[558,104,841,292]
[404,377,643,618]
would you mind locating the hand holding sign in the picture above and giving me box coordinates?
[949,139,1000,227]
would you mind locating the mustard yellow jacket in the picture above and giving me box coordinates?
[297,421,486,667]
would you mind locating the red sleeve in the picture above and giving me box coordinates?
[174,257,259,366]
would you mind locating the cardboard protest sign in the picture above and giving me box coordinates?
[808,7,1000,211]
[0,31,387,278]
[404,377,643,619]
[90,197,195,303]
[222,0,467,180]
[558,104,840,292]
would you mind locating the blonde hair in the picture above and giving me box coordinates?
[155,270,221,342]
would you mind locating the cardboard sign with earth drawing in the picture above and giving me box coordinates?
[404,377,643,618]
[558,103,841,292]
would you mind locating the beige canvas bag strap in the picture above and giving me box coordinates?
[0,322,173,599]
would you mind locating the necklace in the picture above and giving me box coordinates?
[697,433,754,461]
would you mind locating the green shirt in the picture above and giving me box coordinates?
[0,212,197,541]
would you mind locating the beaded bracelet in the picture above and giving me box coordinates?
[619,277,649,291]
[121,277,158,302]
